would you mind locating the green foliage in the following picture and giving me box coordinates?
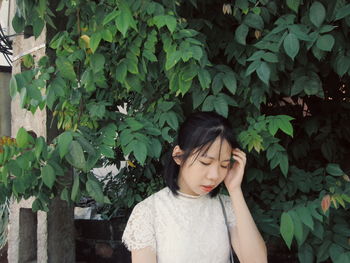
[2,0,350,261]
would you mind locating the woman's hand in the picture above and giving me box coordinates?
[224,148,247,193]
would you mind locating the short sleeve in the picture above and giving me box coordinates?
[220,195,237,229]
[122,200,156,252]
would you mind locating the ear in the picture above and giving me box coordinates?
[172,145,183,165]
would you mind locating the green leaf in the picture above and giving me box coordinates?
[100,145,114,158]
[41,164,56,189]
[326,163,344,176]
[212,73,224,95]
[12,14,25,33]
[245,60,261,76]
[58,131,73,158]
[237,0,249,12]
[247,50,265,62]
[56,57,76,81]
[115,61,127,83]
[90,32,102,53]
[71,174,80,201]
[133,141,148,164]
[161,127,173,143]
[256,62,270,85]
[91,53,105,73]
[330,244,345,262]
[65,141,86,170]
[287,0,300,13]
[298,243,314,263]
[22,54,34,68]
[316,34,335,52]
[33,17,45,38]
[125,56,139,74]
[165,111,178,130]
[222,71,237,95]
[143,50,157,62]
[280,212,294,249]
[198,68,211,89]
[192,88,209,109]
[334,253,350,263]
[153,15,177,33]
[158,101,175,112]
[289,210,304,246]
[311,45,325,61]
[235,24,249,45]
[278,115,294,136]
[181,64,198,81]
[36,0,46,19]
[319,25,337,34]
[279,152,289,177]
[202,95,215,111]
[166,51,181,70]
[316,240,331,262]
[296,206,314,230]
[116,0,137,37]
[16,127,29,148]
[335,56,350,77]
[262,52,278,63]
[289,25,312,41]
[34,137,45,160]
[291,76,321,96]
[27,85,42,102]
[309,2,326,28]
[244,13,264,30]
[150,138,162,159]
[86,176,105,203]
[126,118,144,131]
[10,76,18,98]
[59,188,69,202]
[335,4,350,20]
[283,33,299,60]
[214,94,228,118]
[88,103,106,119]
[19,87,27,108]
[103,10,118,25]
[304,79,321,95]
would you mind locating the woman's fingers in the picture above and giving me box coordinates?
[231,148,246,165]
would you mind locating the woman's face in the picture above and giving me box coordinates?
[174,137,232,196]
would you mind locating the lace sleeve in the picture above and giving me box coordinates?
[122,199,156,252]
[220,195,237,229]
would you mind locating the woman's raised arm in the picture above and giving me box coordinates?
[132,247,157,263]
[224,148,267,263]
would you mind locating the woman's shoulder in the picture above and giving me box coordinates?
[133,187,171,209]
[216,193,236,228]
[217,193,231,202]
[216,193,234,208]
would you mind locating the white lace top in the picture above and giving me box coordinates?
[122,187,236,263]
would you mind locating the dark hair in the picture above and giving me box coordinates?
[164,111,238,197]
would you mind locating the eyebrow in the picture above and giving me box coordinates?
[201,154,230,162]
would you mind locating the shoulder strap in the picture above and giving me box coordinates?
[218,195,235,263]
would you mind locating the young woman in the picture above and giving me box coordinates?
[122,111,267,263]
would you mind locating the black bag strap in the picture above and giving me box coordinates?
[218,195,235,263]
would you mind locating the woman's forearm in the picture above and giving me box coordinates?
[229,188,267,263]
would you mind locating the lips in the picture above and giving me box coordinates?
[201,185,214,192]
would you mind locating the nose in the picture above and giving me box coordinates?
[206,165,220,181]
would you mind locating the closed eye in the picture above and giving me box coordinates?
[200,161,210,166]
